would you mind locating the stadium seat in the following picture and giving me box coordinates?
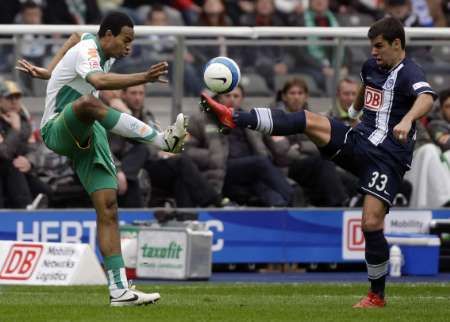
[336,13,375,27]
[32,78,47,96]
[146,82,173,97]
[274,73,323,97]
[430,45,450,63]
[240,73,273,96]
[427,73,450,92]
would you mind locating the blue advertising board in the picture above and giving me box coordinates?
[0,209,449,263]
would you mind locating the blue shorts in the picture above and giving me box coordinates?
[320,118,406,206]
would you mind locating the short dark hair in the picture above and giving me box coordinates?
[98,11,134,38]
[439,89,450,106]
[368,17,405,49]
[21,0,40,11]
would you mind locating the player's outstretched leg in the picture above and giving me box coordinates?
[200,92,308,137]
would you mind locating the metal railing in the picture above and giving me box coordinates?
[1,25,450,120]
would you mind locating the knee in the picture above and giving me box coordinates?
[98,196,118,224]
[75,95,105,113]
[362,212,384,231]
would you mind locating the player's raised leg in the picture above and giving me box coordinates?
[353,194,388,308]
[200,92,331,147]
[73,95,187,152]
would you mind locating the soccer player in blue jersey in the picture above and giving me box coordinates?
[200,17,436,308]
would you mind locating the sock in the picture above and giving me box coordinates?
[364,230,389,298]
[104,254,128,297]
[100,108,160,144]
[234,108,306,135]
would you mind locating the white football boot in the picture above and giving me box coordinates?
[163,113,188,153]
[110,287,160,307]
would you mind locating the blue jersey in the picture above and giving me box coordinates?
[355,57,436,168]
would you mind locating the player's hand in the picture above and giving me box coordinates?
[13,156,31,173]
[16,59,51,80]
[393,118,412,144]
[146,61,169,84]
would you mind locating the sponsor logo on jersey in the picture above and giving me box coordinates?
[364,86,383,111]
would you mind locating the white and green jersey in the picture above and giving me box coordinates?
[41,33,115,128]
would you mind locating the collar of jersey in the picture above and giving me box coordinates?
[94,36,107,68]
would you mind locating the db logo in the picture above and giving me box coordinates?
[364,86,383,111]
[347,219,365,251]
[0,244,43,280]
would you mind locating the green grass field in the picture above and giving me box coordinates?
[0,283,449,322]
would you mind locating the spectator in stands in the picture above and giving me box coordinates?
[239,0,290,90]
[171,0,202,25]
[271,78,351,206]
[404,104,450,207]
[197,0,233,26]
[44,0,101,24]
[0,80,34,208]
[329,78,360,127]
[108,84,224,207]
[384,0,450,72]
[15,1,48,95]
[289,0,348,95]
[225,0,256,25]
[187,85,294,206]
[428,89,450,153]
[114,4,203,96]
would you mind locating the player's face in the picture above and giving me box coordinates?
[282,85,308,112]
[337,82,358,110]
[110,26,134,59]
[121,85,145,113]
[441,97,450,123]
[370,35,402,69]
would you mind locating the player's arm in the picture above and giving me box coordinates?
[393,93,434,143]
[348,84,365,119]
[86,61,168,90]
[16,32,82,80]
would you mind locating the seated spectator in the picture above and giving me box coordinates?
[239,0,290,90]
[404,119,450,208]
[289,0,349,95]
[43,0,101,24]
[15,1,48,95]
[108,85,224,207]
[0,80,36,208]
[187,85,294,206]
[384,0,450,72]
[271,78,351,206]
[329,77,360,127]
[428,88,450,155]
[113,4,203,96]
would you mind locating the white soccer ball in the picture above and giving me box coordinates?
[203,56,241,94]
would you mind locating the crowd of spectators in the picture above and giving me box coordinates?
[1,0,450,96]
[0,0,450,209]
[1,75,449,209]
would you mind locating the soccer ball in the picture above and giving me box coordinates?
[203,56,241,94]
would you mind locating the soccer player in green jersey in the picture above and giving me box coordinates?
[18,11,187,306]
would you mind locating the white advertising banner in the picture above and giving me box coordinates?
[0,241,107,285]
[342,210,432,260]
[136,230,187,279]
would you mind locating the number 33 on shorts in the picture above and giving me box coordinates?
[368,171,388,192]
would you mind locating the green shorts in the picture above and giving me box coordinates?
[41,103,117,194]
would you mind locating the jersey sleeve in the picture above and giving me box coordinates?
[408,65,437,99]
[75,40,104,80]
[359,59,371,85]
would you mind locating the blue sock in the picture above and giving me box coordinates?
[234,108,306,135]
